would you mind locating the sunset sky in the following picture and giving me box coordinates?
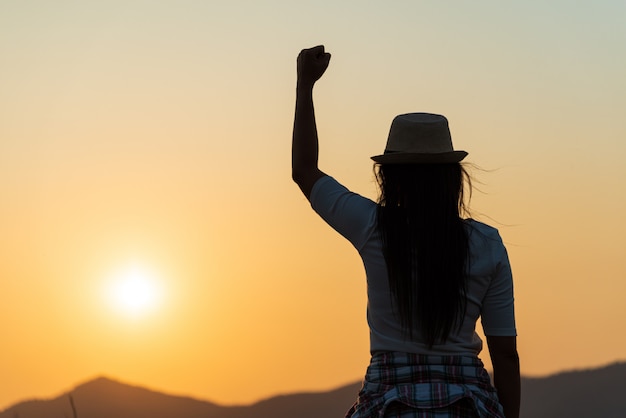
[1,0,625,410]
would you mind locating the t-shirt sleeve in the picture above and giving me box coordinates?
[309,176,377,251]
[480,232,517,336]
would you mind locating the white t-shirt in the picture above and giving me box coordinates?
[310,175,516,357]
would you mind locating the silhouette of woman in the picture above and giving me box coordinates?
[292,46,520,418]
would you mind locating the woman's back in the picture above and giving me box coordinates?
[310,176,516,357]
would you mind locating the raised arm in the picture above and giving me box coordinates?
[292,45,331,199]
[486,335,521,418]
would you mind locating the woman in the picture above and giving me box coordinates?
[292,45,520,418]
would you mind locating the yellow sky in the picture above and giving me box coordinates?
[1,0,625,410]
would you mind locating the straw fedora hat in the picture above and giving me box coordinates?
[371,113,467,164]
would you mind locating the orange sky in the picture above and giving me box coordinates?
[1,0,625,410]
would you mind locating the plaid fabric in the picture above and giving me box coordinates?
[346,353,505,418]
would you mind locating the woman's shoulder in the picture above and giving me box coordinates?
[464,219,509,269]
[311,175,376,207]
[464,219,504,243]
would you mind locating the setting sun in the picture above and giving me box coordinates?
[105,263,164,319]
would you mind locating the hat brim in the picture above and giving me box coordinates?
[371,151,468,164]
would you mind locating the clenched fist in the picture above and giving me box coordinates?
[297,45,331,89]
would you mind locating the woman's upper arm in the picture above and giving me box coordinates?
[309,176,376,250]
[481,233,516,337]
[486,335,518,357]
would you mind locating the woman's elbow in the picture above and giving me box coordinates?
[292,168,310,190]
[291,168,325,199]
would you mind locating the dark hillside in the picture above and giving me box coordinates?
[2,362,625,418]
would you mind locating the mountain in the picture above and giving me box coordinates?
[520,362,626,418]
[1,362,625,418]
[0,377,227,418]
[0,377,361,418]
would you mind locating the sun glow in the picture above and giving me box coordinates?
[105,263,164,319]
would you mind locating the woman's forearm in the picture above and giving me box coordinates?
[292,85,320,194]
[492,352,521,418]
[291,46,330,198]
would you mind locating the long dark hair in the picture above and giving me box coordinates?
[376,163,471,347]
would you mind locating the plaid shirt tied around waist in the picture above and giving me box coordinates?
[346,353,505,418]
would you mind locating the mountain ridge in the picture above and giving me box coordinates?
[2,361,625,417]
